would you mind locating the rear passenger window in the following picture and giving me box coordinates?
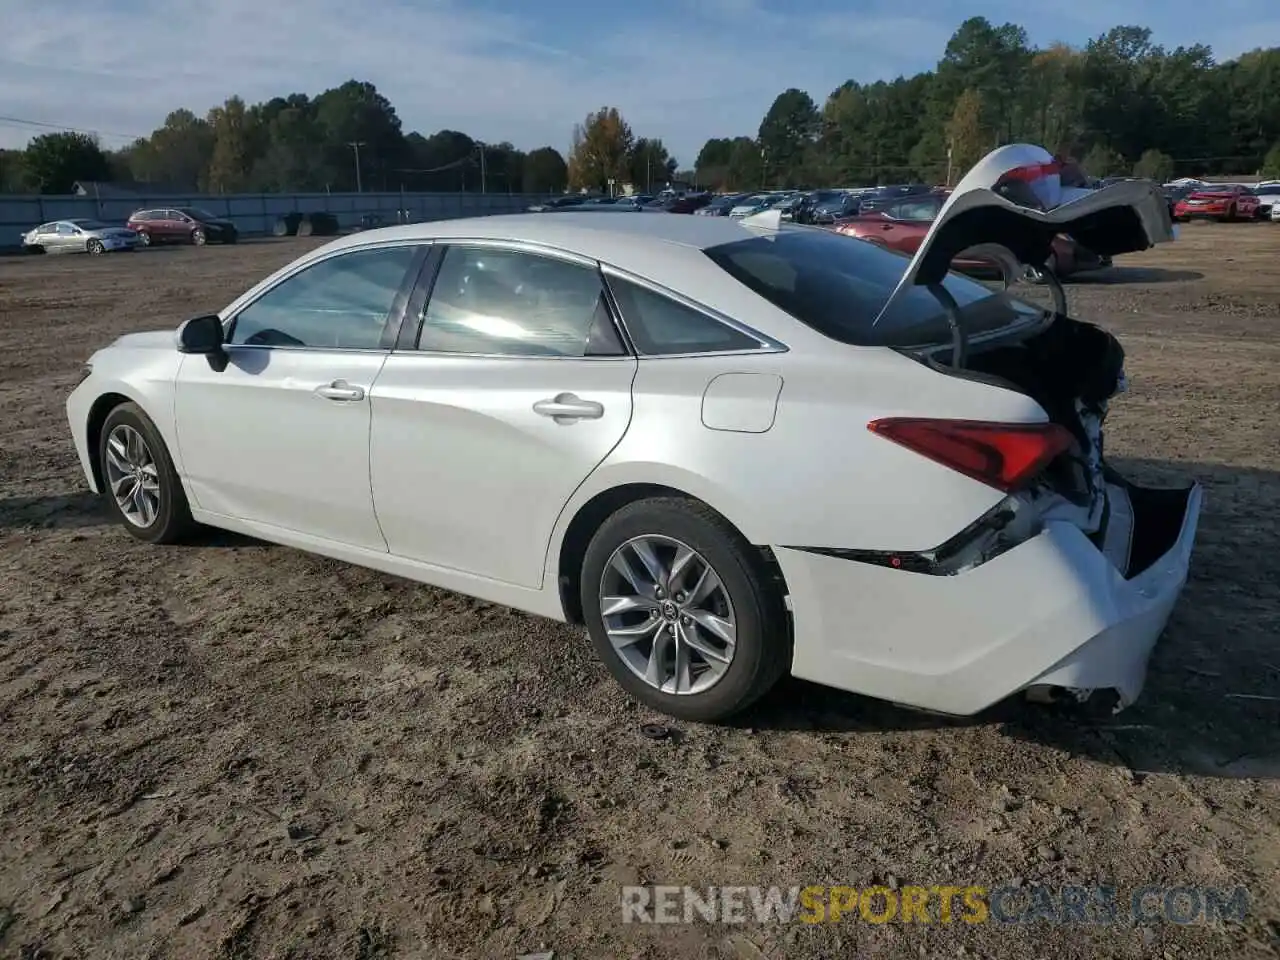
[607,275,763,355]
[418,245,620,357]
[228,245,417,349]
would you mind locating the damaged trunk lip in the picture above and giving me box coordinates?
[872,143,1176,328]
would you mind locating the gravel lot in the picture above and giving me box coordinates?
[1,225,1278,960]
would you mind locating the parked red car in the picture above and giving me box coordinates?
[1171,184,1259,222]
[831,192,1111,278]
[125,207,239,246]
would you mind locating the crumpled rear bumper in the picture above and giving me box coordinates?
[775,477,1203,716]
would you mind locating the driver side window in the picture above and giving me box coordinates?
[228,245,419,349]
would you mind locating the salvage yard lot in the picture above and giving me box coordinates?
[1,224,1279,959]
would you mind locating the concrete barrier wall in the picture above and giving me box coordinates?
[1,191,548,248]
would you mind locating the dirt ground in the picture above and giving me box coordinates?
[1,223,1278,960]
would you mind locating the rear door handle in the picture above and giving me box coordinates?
[314,379,365,402]
[533,393,604,422]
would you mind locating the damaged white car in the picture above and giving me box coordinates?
[65,143,1200,722]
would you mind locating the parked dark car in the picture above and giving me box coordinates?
[855,183,934,215]
[526,195,589,212]
[126,207,237,246]
[694,193,747,216]
[794,189,856,224]
[648,193,713,214]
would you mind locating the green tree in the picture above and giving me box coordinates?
[0,149,26,193]
[522,147,568,193]
[1262,143,1280,177]
[250,98,332,191]
[1133,148,1174,181]
[567,107,633,191]
[21,131,109,194]
[693,138,737,189]
[724,137,764,190]
[313,80,406,191]
[129,109,214,187]
[758,88,819,185]
[205,96,257,193]
[629,138,677,192]
[946,89,991,184]
[1081,143,1126,178]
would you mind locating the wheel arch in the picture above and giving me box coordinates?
[554,481,789,625]
[85,392,135,491]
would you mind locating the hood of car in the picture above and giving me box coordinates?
[110,329,180,350]
[873,143,1174,325]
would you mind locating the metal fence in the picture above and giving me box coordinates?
[0,190,548,249]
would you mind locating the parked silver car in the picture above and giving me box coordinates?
[20,219,141,255]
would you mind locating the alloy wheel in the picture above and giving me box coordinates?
[104,424,161,527]
[598,535,737,695]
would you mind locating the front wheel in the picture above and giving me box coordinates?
[98,402,197,544]
[191,228,206,246]
[86,239,105,255]
[137,230,152,246]
[580,497,790,722]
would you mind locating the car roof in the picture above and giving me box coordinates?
[317,211,784,263]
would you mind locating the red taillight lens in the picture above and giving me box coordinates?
[867,418,1074,492]
[995,160,1061,186]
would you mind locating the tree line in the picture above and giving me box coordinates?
[3,20,1279,197]
[0,80,579,196]
[689,20,1280,190]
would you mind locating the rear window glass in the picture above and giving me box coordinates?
[703,228,1040,347]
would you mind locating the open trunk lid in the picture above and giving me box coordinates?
[873,143,1176,326]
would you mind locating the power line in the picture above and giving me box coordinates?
[0,114,142,142]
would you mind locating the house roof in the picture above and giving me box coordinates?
[72,180,196,197]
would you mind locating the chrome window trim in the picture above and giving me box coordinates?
[219,239,430,351]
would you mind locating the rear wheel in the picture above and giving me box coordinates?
[86,239,105,255]
[580,497,790,722]
[98,402,197,544]
[137,230,152,246]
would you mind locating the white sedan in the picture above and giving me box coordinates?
[66,146,1200,722]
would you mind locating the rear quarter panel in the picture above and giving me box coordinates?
[552,345,1050,557]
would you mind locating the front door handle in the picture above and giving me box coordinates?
[533,393,604,422]
[314,379,365,402]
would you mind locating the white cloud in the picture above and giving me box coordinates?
[0,0,949,167]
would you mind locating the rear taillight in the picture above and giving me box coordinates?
[868,418,1074,492]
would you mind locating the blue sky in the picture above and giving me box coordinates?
[1,0,1277,169]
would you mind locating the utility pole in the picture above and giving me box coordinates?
[479,141,487,193]
[348,141,365,193]
[646,150,651,194]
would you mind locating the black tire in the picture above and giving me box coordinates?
[191,228,206,246]
[296,217,314,237]
[97,402,197,545]
[579,497,790,722]
[86,239,105,255]
[137,230,152,247]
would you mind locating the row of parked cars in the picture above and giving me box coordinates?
[1158,180,1280,222]
[20,207,241,254]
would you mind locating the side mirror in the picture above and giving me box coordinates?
[177,314,228,371]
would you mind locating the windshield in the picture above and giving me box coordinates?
[703,229,1041,347]
[180,208,221,220]
[68,219,110,230]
